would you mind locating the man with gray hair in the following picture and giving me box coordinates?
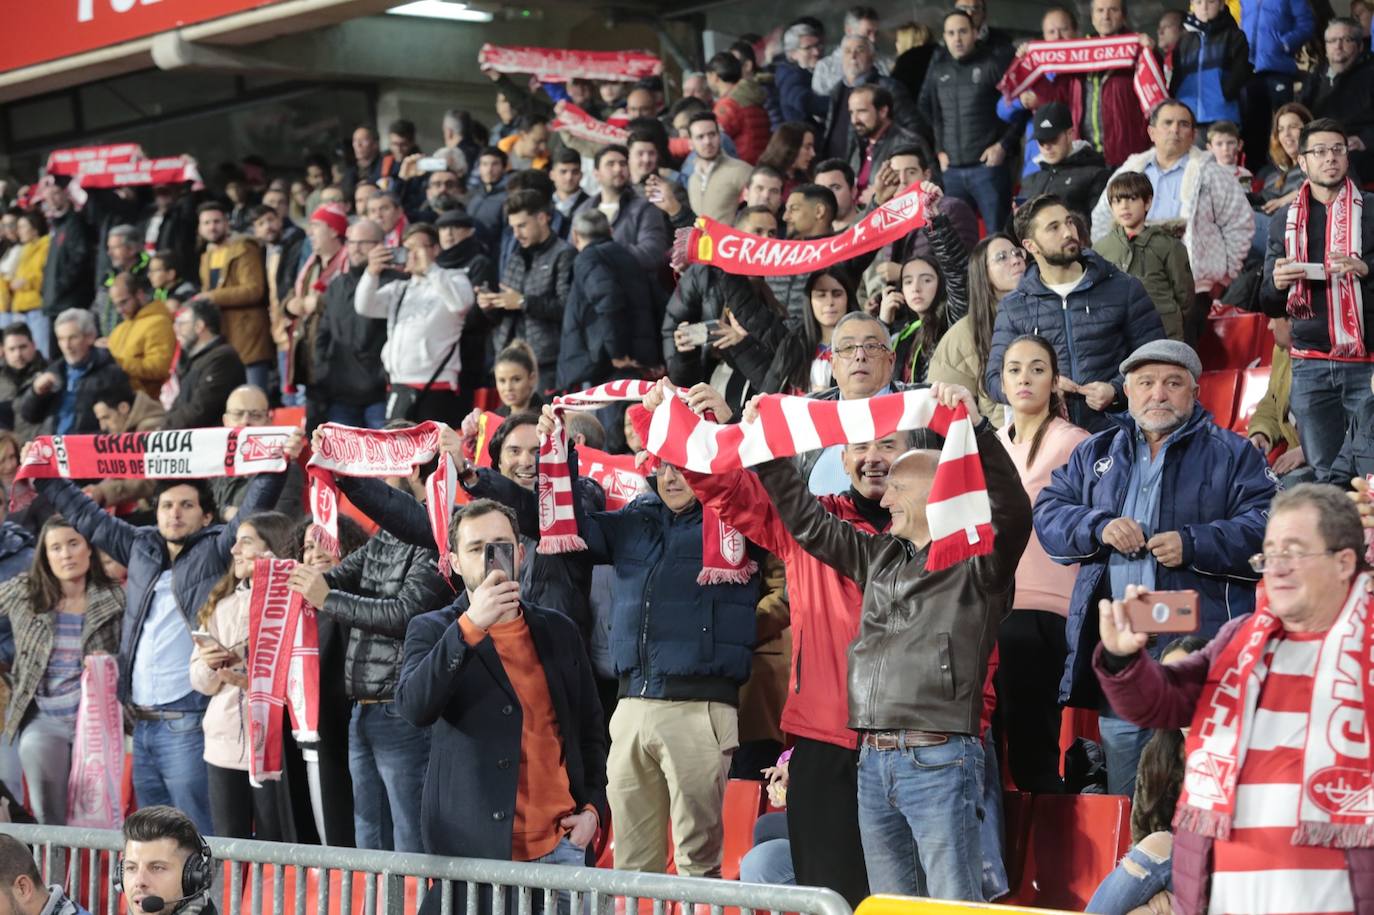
[94,223,149,336]
[812,5,894,96]
[16,307,130,435]
[822,34,920,162]
[557,209,660,390]
[1036,338,1276,796]
[776,21,830,126]
[682,71,713,105]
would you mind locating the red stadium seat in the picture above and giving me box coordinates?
[1198,371,1240,429]
[1232,367,1273,434]
[1197,313,1266,371]
[1004,794,1133,910]
[270,405,305,427]
[720,779,765,880]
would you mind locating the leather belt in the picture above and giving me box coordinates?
[130,707,186,721]
[861,729,950,750]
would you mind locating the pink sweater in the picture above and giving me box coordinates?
[996,417,1090,616]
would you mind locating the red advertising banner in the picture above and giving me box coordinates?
[0,0,283,74]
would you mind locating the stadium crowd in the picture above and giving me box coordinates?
[0,1,1373,913]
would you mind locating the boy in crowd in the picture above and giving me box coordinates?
[1093,172,1194,342]
[1205,120,1253,188]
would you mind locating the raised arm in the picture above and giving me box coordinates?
[34,478,137,566]
[336,475,437,549]
[320,553,450,637]
[754,457,875,586]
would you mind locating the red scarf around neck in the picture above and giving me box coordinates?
[1285,177,1366,359]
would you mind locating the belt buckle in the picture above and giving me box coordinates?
[867,731,900,750]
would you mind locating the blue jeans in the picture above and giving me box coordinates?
[131,712,213,835]
[1098,714,1153,797]
[327,402,389,429]
[245,360,274,396]
[740,838,795,886]
[277,351,305,406]
[1085,840,1173,915]
[7,312,52,360]
[977,732,1009,901]
[533,836,589,915]
[1289,356,1373,478]
[349,702,430,852]
[942,164,1011,234]
[857,735,984,901]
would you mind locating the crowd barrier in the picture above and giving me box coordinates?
[0,823,851,915]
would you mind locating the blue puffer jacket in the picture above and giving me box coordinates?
[1170,12,1251,124]
[986,251,1166,433]
[1240,0,1314,75]
[1034,405,1276,707]
[36,473,285,706]
[0,522,35,666]
[574,451,760,703]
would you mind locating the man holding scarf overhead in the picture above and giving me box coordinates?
[1094,484,1374,915]
[1262,117,1374,480]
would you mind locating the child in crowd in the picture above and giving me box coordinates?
[146,248,198,308]
[1205,120,1253,188]
[1093,172,1194,342]
[1167,0,1250,135]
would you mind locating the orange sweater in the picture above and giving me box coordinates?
[460,612,577,860]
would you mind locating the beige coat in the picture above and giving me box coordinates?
[189,587,252,771]
[927,314,1006,427]
[687,155,752,224]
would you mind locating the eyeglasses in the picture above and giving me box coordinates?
[225,409,270,423]
[1325,35,1361,45]
[992,248,1027,264]
[1301,144,1348,159]
[1247,549,1336,573]
[833,342,891,360]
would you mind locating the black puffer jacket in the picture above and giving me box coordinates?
[557,238,660,390]
[1019,143,1112,233]
[40,209,94,318]
[314,264,403,408]
[491,234,575,378]
[986,250,1166,432]
[916,43,1021,167]
[321,529,453,702]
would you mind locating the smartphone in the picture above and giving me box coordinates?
[484,541,516,581]
[1293,262,1327,280]
[191,629,228,652]
[391,246,407,266]
[680,320,720,347]
[1122,590,1201,634]
[647,184,666,204]
[417,157,448,173]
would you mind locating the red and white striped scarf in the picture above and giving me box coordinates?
[1176,575,1374,847]
[478,43,662,82]
[636,389,994,571]
[996,34,1169,114]
[1285,177,1366,359]
[551,103,629,146]
[247,558,317,786]
[67,654,123,829]
[537,380,758,585]
[306,423,455,574]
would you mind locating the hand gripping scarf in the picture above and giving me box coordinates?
[67,654,123,829]
[478,44,662,82]
[633,389,994,571]
[537,381,758,585]
[15,427,294,484]
[671,181,926,275]
[551,103,630,146]
[1176,574,1374,847]
[1284,177,1366,359]
[306,422,456,573]
[996,34,1169,114]
[247,558,319,786]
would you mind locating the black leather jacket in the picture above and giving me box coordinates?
[756,421,1031,734]
[321,529,453,702]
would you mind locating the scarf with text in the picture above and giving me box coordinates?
[997,34,1168,114]
[478,44,662,82]
[1284,177,1366,358]
[634,389,993,571]
[671,182,926,275]
[247,559,321,785]
[1176,575,1374,846]
[67,654,123,829]
[46,144,201,194]
[538,380,757,585]
[307,422,455,573]
[551,102,630,146]
[15,427,294,488]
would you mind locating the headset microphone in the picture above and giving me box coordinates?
[139,897,168,913]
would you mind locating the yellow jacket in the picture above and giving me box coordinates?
[1,237,50,314]
[108,299,176,397]
[1246,346,1299,452]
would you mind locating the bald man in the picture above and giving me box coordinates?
[752,382,1031,902]
[211,385,304,520]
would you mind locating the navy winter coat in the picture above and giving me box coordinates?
[774,60,828,126]
[36,473,285,705]
[557,238,660,390]
[986,251,1166,433]
[1169,12,1251,125]
[1034,405,1276,707]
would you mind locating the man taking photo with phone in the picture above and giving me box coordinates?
[395,499,606,888]
[1035,339,1276,796]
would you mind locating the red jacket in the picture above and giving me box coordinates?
[1039,67,1151,168]
[714,81,772,165]
[687,467,997,748]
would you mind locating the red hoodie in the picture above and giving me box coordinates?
[686,467,997,748]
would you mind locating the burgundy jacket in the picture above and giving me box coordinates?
[1093,617,1374,915]
[1038,67,1151,169]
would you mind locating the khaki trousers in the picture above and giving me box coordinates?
[607,698,738,877]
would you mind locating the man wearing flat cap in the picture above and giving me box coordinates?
[1035,339,1278,796]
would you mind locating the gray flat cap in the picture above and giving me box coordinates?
[1119,339,1203,379]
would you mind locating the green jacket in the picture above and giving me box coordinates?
[1093,224,1193,342]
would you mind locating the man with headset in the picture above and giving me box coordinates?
[115,806,216,915]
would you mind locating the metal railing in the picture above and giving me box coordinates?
[0,823,852,915]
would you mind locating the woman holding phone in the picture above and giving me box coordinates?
[0,516,123,824]
[190,510,297,840]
